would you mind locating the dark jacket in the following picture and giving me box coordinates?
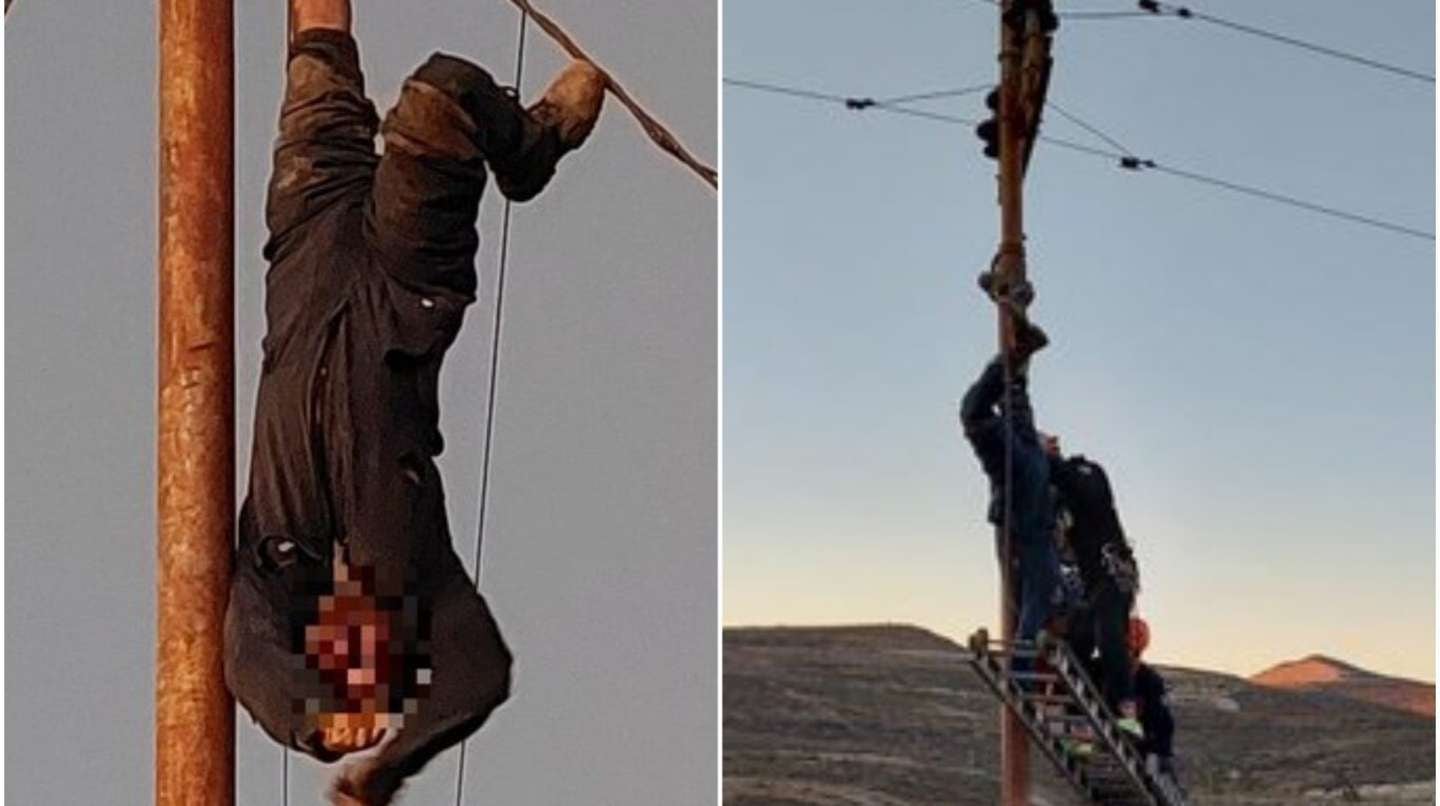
[960,358,1055,549]
[1050,454,1137,595]
[223,30,514,802]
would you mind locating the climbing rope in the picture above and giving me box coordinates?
[454,7,528,803]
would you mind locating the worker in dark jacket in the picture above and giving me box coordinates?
[222,1,604,803]
[1050,446,1144,738]
[1128,618,1181,787]
[958,310,1059,649]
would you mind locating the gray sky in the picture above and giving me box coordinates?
[7,1,715,803]
[724,0,1434,682]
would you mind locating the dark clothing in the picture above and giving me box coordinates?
[1050,455,1137,594]
[224,30,522,801]
[1052,454,1139,707]
[1067,580,1135,708]
[1134,662,1175,759]
[959,357,1061,642]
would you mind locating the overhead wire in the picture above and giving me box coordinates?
[1043,99,1134,157]
[951,0,1152,20]
[951,0,1433,83]
[455,8,529,806]
[723,77,1435,242]
[875,83,993,105]
[1137,0,1434,84]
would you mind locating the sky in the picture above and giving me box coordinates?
[7,0,715,803]
[723,0,1435,683]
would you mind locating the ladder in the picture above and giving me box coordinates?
[965,629,1188,806]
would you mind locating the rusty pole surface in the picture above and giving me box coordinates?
[996,1,1029,804]
[156,0,235,803]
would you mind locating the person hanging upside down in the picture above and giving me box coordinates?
[223,2,604,803]
[1048,441,1145,739]
[958,281,1060,649]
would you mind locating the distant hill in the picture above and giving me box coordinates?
[724,625,1434,805]
[1251,655,1434,718]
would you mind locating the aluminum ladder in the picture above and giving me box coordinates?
[965,628,1188,806]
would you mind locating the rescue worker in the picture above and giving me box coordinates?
[223,1,605,802]
[1048,442,1144,738]
[958,279,1060,649]
[1129,617,1181,789]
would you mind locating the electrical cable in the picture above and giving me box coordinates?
[1139,0,1434,84]
[455,8,528,806]
[723,76,1435,241]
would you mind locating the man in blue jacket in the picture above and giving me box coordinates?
[959,305,1060,649]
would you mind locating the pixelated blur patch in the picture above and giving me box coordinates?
[289,559,433,733]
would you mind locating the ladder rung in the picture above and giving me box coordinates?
[1041,713,1089,723]
[1021,693,1074,704]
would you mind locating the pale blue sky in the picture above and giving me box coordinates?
[723,0,1435,681]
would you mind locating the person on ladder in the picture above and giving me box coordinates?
[223,1,605,803]
[1048,441,1146,740]
[958,268,1061,655]
[1128,616,1184,792]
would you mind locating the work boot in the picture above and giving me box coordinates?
[490,61,606,202]
[977,267,1035,310]
[1116,715,1145,741]
[1008,318,1049,369]
[1061,734,1096,759]
[1116,700,1145,741]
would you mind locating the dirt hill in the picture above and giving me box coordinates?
[724,625,1434,805]
[1251,655,1434,718]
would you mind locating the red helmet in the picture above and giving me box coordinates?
[1127,616,1151,656]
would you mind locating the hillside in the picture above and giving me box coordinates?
[1251,655,1434,718]
[724,625,1434,805]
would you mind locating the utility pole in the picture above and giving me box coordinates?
[156,0,235,803]
[990,1,1055,804]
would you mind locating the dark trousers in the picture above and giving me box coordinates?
[1069,581,1135,708]
[960,357,1059,645]
[1134,663,1175,758]
[1139,701,1175,758]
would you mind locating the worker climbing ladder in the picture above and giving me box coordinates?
[966,629,1188,806]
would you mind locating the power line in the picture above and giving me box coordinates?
[722,78,983,122]
[950,0,1158,20]
[722,77,849,105]
[1044,99,1135,157]
[951,0,1434,83]
[723,76,1435,242]
[876,83,993,105]
[1146,162,1435,241]
[1059,10,1152,19]
[457,9,528,806]
[1136,1,1433,84]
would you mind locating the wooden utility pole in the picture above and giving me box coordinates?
[156,0,235,803]
[996,5,1029,803]
[993,2,1055,804]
